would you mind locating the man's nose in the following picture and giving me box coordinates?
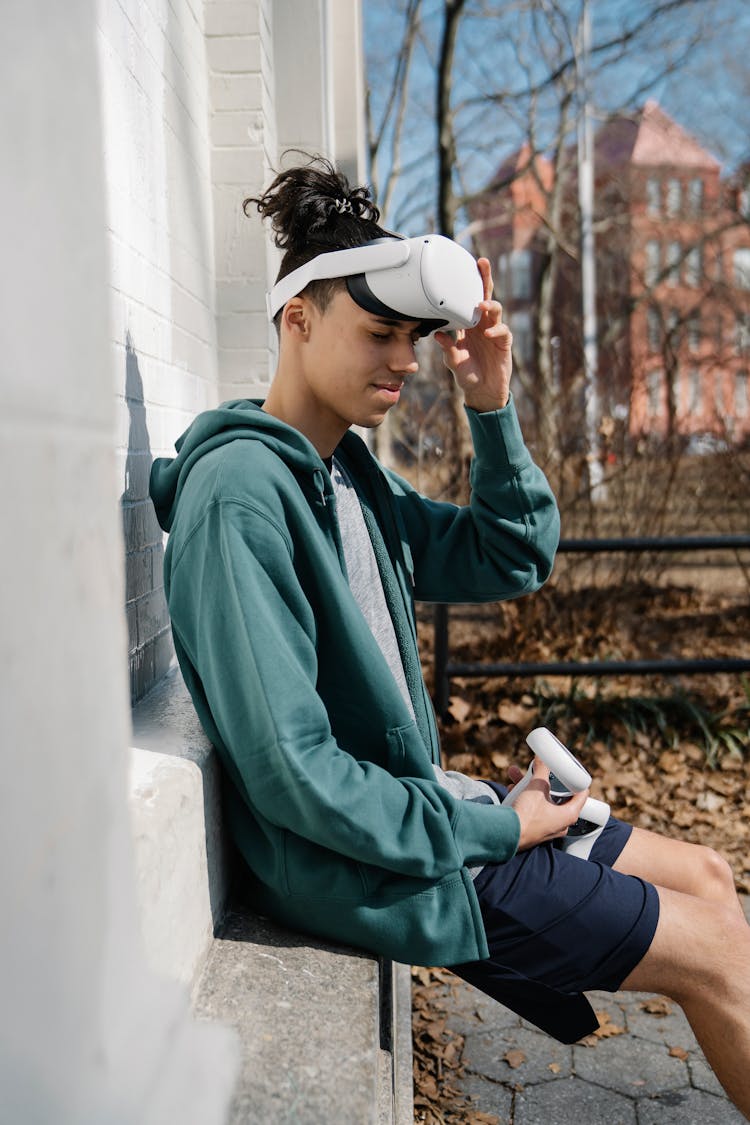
[389,341,419,375]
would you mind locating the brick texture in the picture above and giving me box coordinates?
[100,0,222,701]
[207,0,277,403]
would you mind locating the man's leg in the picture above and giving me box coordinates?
[613,829,750,1117]
[613,825,745,916]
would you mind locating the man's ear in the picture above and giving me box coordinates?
[282,298,310,339]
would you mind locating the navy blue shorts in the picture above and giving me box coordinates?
[449,784,660,1043]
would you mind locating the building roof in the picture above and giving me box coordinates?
[489,142,554,196]
[597,100,720,172]
[471,143,553,246]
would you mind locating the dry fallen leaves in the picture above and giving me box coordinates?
[502,1048,526,1069]
[429,586,750,894]
[412,968,476,1124]
[497,699,537,727]
[580,1010,627,1046]
[447,696,471,724]
[639,996,673,1017]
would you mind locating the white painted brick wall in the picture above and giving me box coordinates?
[99,0,220,700]
[208,0,278,403]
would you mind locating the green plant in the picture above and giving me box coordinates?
[529,677,749,768]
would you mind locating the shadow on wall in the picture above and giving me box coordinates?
[121,334,173,702]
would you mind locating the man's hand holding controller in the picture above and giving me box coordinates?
[503,728,611,859]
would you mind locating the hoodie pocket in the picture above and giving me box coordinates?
[282,831,370,902]
[385,720,425,772]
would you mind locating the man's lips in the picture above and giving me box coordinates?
[373,382,403,395]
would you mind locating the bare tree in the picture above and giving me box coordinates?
[366,0,424,221]
[436,0,466,239]
[365,0,744,502]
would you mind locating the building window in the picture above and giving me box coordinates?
[666,179,682,217]
[647,306,661,352]
[646,369,662,417]
[666,307,680,349]
[509,249,533,301]
[688,178,704,213]
[497,252,510,296]
[736,371,749,416]
[734,248,750,289]
[666,241,681,286]
[646,178,660,216]
[645,240,660,285]
[714,373,725,416]
[715,314,726,354]
[687,313,701,352]
[511,309,533,364]
[687,368,702,414]
[685,245,703,287]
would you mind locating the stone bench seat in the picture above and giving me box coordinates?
[129,666,412,1124]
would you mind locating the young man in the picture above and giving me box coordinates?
[151,159,750,1116]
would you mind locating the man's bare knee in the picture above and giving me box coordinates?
[693,845,742,910]
[613,829,740,911]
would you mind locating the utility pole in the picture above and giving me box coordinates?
[577,0,606,499]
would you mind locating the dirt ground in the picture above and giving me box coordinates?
[418,579,750,888]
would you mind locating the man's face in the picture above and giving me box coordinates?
[296,288,421,437]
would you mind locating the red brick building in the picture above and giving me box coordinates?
[475,102,750,451]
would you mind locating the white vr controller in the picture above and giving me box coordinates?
[502,727,610,860]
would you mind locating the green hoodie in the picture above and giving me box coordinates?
[150,397,560,966]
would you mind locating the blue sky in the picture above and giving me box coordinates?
[364,0,750,232]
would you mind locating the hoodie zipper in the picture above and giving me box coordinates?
[312,468,327,506]
[313,466,351,576]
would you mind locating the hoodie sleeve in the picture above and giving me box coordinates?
[166,495,520,880]
[386,397,560,602]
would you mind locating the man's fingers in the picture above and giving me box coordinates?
[432,329,454,353]
[531,758,551,780]
[564,788,590,824]
[477,257,493,302]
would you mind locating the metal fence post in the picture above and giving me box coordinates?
[433,603,450,717]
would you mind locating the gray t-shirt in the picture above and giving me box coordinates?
[331,457,500,877]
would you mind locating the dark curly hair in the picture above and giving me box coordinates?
[243,153,393,322]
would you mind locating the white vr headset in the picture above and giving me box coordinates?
[266,235,484,336]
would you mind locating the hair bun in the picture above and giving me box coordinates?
[328,185,377,222]
[243,153,383,255]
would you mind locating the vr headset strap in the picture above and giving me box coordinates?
[266,240,410,320]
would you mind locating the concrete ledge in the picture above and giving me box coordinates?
[128,666,413,1122]
[129,664,228,987]
[193,907,413,1125]
[391,955,416,1123]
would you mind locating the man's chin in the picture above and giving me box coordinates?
[353,408,394,430]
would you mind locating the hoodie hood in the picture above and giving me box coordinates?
[150,399,333,532]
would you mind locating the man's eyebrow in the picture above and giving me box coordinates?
[372,315,420,329]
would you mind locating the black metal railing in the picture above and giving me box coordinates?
[432,534,750,715]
